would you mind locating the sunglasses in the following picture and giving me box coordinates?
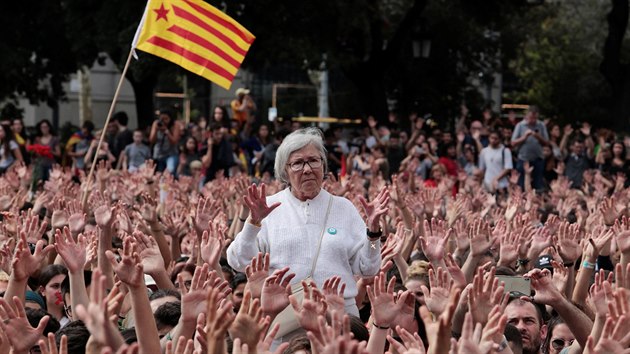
[551,338,574,350]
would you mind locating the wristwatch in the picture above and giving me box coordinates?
[366,228,382,240]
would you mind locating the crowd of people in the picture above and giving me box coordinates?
[0,98,629,354]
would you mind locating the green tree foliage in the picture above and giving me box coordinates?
[510,1,611,124]
[0,1,77,108]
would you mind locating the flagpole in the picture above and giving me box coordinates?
[81,49,135,209]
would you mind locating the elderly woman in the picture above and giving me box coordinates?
[227,127,389,316]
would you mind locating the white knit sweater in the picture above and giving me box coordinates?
[227,188,381,312]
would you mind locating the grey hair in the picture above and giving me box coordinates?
[274,127,328,185]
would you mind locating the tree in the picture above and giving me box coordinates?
[230,0,531,124]
[0,1,77,114]
[510,1,611,125]
[601,0,630,130]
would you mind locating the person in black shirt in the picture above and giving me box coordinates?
[201,123,234,182]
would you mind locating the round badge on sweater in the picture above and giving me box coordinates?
[327,227,337,235]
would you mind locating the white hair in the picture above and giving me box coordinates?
[274,127,328,185]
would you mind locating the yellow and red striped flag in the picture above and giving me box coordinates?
[132,0,255,89]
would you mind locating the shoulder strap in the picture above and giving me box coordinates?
[308,194,334,278]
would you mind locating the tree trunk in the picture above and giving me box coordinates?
[129,78,156,129]
[600,0,630,129]
[342,0,427,124]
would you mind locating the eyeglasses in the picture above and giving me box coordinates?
[287,157,322,172]
[551,338,574,350]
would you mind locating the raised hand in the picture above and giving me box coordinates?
[12,232,54,281]
[245,252,270,300]
[551,260,569,295]
[468,219,492,258]
[387,326,426,354]
[181,265,229,325]
[261,267,295,317]
[54,227,87,274]
[587,270,613,318]
[600,196,618,227]
[527,226,553,261]
[469,267,507,326]
[359,187,390,232]
[91,192,116,229]
[200,221,226,268]
[38,333,68,354]
[366,272,398,328]
[132,230,164,276]
[165,336,195,354]
[18,211,48,244]
[139,194,159,225]
[74,269,125,349]
[0,296,50,353]
[204,287,235,354]
[229,290,270,350]
[50,197,69,230]
[420,289,461,352]
[421,268,453,317]
[444,253,467,290]
[391,290,417,333]
[66,199,86,234]
[453,219,469,255]
[614,217,630,255]
[256,323,289,354]
[585,226,615,260]
[480,305,508,354]
[0,239,14,275]
[556,221,582,264]
[243,183,281,225]
[308,311,355,354]
[105,237,144,288]
[450,311,483,354]
[419,218,452,263]
[323,276,346,315]
[289,281,328,333]
[497,227,519,268]
[523,268,563,305]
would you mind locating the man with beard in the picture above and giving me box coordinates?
[506,299,544,354]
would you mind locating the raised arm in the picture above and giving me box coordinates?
[227,183,279,271]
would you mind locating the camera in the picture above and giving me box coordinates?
[157,121,164,128]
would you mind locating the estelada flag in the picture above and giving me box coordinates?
[132,0,255,89]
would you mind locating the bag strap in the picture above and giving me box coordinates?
[307,194,334,278]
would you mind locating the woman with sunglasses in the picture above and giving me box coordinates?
[542,317,575,354]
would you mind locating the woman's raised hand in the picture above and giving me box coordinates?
[243,183,281,225]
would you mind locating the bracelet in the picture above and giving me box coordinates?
[563,262,574,268]
[582,261,596,269]
[238,217,247,222]
[372,321,390,330]
[517,259,530,265]
[367,228,383,239]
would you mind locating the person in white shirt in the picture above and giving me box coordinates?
[227,127,389,317]
[479,130,513,192]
